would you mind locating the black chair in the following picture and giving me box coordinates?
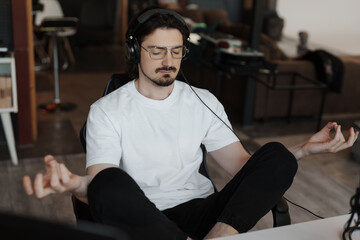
[72,73,291,228]
[0,211,129,240]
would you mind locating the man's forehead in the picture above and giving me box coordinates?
[142,28,183,45]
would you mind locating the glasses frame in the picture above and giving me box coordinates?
[140,45,188,60]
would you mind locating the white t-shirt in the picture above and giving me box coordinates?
[86,80,238,210]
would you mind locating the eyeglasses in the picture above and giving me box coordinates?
[141,45,188,60]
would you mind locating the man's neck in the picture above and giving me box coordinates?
[135,78,175,100]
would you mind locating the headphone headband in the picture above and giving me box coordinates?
[129,8,188,38]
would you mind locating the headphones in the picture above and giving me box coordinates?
[125,8,190,64]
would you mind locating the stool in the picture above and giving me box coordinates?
[33,0,76,71]
[0,54,18,165]
[38,17,78,112]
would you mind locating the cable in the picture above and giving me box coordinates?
[179,69,241,142]
[283,196,324,219]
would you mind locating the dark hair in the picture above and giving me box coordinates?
[126,7,190,79]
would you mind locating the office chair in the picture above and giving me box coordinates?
[72,73,291,228]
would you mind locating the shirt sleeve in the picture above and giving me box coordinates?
[201,92,239,152]
[85,103,122,169]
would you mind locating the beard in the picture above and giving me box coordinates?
[140,65,177,87]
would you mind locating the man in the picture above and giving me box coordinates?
[23,8,358,240]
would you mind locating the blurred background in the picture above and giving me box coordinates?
[0,0,359,234]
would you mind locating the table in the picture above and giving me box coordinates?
[213,215,358,240]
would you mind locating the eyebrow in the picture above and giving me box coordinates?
[146,45,183,49]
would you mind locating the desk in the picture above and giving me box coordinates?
[213,215,358,240]
[195,32,327,130]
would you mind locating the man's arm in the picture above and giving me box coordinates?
[209,141,251,177]
[209,122,358,177]
[23,155,117,204]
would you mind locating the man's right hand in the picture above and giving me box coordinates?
[23,155,82,198]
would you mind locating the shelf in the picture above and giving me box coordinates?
[0,53,18,113]
[0,53,19,165]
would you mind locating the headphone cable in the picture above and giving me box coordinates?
[179,69,242,143]
[283,196,324,219]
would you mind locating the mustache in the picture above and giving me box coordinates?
[155,67,177,73]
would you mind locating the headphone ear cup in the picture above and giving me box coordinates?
[125,39,135,63]
[133,39,141,64]
[125,38,141,64]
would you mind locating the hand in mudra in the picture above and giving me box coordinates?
[23,155,81,198]
[304,122,359,155]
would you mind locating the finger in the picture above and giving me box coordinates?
[324,122,336,132]
[331,127,358,152]
[346,127,357,144]
[50,163,64,192]
[59,163,70,185]
[334,125,346,143]
[44,155,58,172]
[34,173,47,198]
[34,173,43,198]
[326,125,345,152]
[23,176,34,195]
[44,154,56,164]
[337,127,360,151]
[34,173,57,198]
[44,156,63,182]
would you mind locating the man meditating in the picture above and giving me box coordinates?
[23,7,358,240]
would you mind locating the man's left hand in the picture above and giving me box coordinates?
[303,122,359,156]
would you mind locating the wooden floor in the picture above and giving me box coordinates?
[0,44,359,235]
[207,125,359,231]
[0,122,359,232]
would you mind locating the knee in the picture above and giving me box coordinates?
[262,142,298,180]
[87,167,135,204]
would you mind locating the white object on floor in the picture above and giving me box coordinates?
[212,215,357,240]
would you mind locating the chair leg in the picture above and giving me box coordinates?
[272,197,291,227]
[48,36,54,63]
[63,37,76,65]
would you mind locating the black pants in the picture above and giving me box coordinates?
[87,142,298,240]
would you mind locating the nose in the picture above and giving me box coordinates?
[161,50,173,66]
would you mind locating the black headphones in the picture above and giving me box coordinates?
[125,8,190,64]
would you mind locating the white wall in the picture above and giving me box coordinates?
[277,0,360,55]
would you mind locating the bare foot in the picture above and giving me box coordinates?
[204,222,238,239]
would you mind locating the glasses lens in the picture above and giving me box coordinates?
[147,46,187,60]
[149,47,166,60]
[170,46,185,59]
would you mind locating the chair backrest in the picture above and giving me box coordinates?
[35,0,64,26]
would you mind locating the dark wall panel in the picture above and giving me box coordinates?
[0,0,14,51]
